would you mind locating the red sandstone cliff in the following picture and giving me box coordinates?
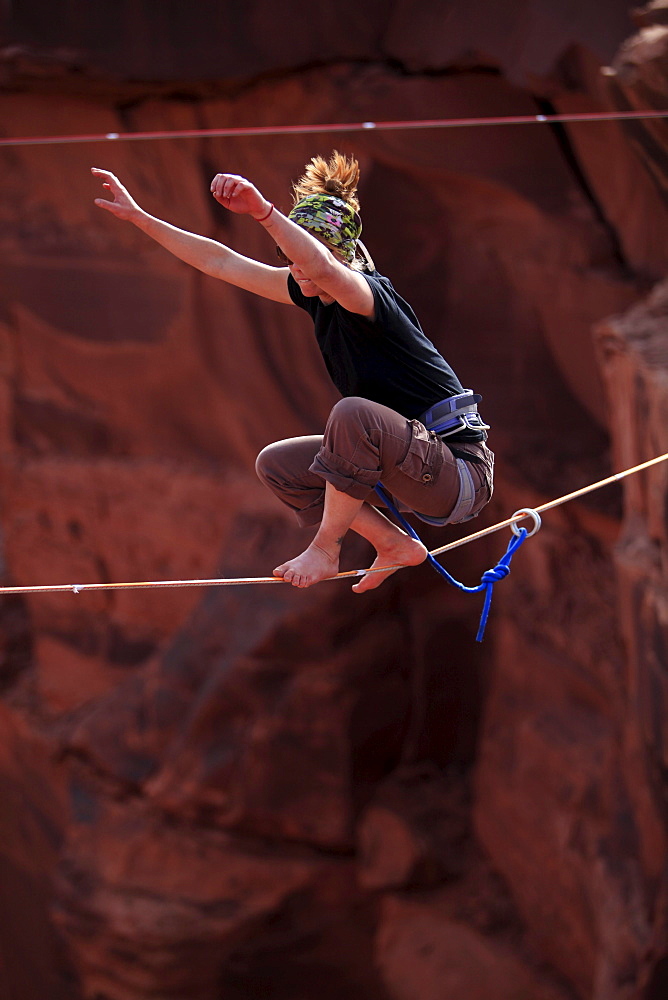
[0,3,667,999]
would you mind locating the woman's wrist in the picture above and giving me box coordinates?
[136,207,170,234]
[253,201,274,224]
[132,207,155,231]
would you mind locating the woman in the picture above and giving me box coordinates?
[92,152,493,592]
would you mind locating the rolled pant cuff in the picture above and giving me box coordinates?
[310,447,380,500]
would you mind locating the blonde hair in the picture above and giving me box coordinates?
[292,150,361,211]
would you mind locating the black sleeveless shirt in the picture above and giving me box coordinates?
[287,270,486,444]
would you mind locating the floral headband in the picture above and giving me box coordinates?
[288,194,362,262]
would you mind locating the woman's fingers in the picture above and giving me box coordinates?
[91,167,135,217]
[91,167,117,186]
[210,172,237,200]
[210,173,260,214]
[213,177,239,204]
[92,167,120,198]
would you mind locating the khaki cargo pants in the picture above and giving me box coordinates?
[256,397,494,527]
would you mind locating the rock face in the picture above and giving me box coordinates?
[0,0,635,84]
[0,4,667,1000]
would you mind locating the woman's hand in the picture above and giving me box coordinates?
[210,173,271,220]
[91,167,142,221]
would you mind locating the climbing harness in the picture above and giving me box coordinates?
[419,390,490,439]
[374,389,495,631]
[378,389,489,528]
[417,389,489,527]
[0,451,666,641]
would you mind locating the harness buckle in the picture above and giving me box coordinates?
[420,390,490,438]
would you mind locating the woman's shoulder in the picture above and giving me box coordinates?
[361,269,397,297]
[361,270,415,314]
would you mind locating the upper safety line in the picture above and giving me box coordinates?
[0,108,667,148]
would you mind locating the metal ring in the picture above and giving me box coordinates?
[511,508,542,537]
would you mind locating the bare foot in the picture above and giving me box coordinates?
[352,534,427,593]
[274,541,340,588]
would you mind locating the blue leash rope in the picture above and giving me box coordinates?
[374,484,532,641]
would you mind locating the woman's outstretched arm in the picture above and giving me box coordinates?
[91,167,292,304]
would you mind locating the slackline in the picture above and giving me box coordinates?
[0,451,666,597]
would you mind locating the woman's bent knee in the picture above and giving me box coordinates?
[256,435,323,487]
[255,441,281,484]
[327,396,377,430]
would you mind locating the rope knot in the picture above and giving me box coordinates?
[482,564,510,584]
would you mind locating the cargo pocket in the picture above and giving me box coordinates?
[397,421,444,486]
